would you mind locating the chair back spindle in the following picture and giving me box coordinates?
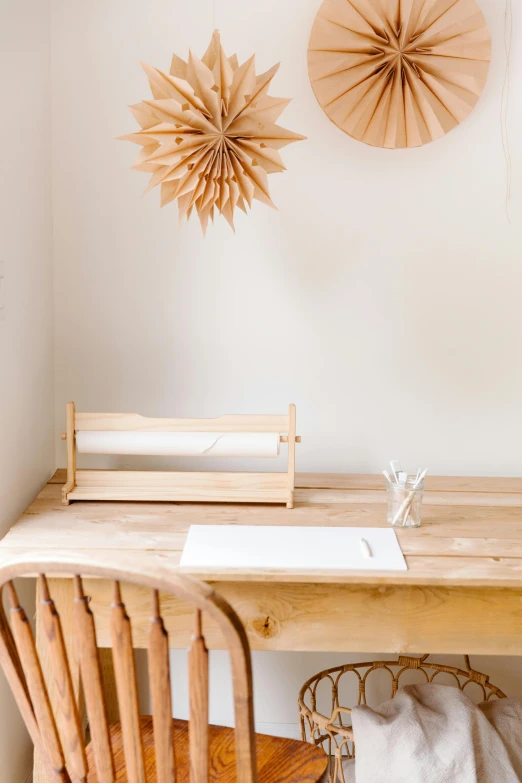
[188,609,209,783]
[0,558,260,783]
[73,576,114,783]
[0,590,49,773]
[110,581,146,783]
[38,575,88,782]
[149,590,176,783]
[7,580,67,778]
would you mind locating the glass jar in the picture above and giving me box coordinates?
[387,475,424,528]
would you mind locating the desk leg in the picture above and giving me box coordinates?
[33,578,83,783]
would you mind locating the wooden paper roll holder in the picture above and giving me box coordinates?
[61,403,300,507]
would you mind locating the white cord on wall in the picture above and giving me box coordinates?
[500,0,513,223]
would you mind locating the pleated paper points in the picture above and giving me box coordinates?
[120,31,306,232]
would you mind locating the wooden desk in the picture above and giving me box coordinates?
[2,470,522,782]
[3,469,522,652]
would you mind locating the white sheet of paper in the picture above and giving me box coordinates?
[180,526,407,571]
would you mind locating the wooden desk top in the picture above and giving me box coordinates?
[2,469,522,588]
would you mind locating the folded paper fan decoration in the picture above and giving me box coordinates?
[308,0,491,148]
[120,31,306,232]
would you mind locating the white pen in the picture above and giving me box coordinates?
[360,538,373,558]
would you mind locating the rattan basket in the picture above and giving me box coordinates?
[298,654,506,783]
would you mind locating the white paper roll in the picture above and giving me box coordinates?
[76,431,280,458]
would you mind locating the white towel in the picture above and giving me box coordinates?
[351,683,522,783]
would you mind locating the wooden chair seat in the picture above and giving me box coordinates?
[86,716,328,783]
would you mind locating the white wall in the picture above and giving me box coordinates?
[0,0,53,778]
[49,0,522,737]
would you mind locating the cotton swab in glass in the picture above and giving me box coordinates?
[415,469,428,487]
[390,460,402,483]
[392,469,428,526]
[401,469,427,526]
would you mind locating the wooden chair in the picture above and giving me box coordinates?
[0,553,327,783]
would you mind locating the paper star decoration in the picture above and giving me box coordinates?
[308,0,491,148]
[120,31,306,232]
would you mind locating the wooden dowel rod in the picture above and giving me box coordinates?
[66,432,299,442]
